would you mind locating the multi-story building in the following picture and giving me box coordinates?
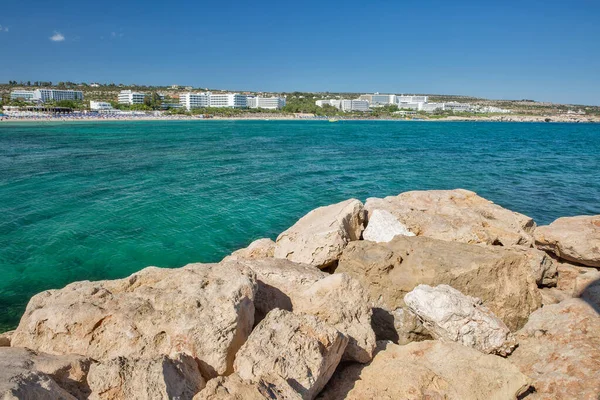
[90,101,115,112]
[340,99,370,112]
[10,90,36,102]
[118,90,146,105]
[443,102,471,112]
[247,96,286,110]
[179,92,210,110]
[396,102,421,110]
[397,95,428,104]
[359,93,396,106]
[420,103,445,112]
[209,93,247,108]
[33,89,83,102]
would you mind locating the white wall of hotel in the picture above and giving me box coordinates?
[10,89,83,103]
[118,90,147,105]
[247,96,286,110]
[90,101,115,112]
[179,92,252,110]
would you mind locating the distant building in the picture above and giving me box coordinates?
[11,89,83,103]
[33,89,83,102]
[90,101,115,112]
[397,95,428,103]
[170,85,180,89]
[359,93,396,106]
[118,90,146,105]
[443,102,471,112]
[420,103,445,112]
[89,83,100,87]
[209,93,247,108]
[179,92,210,110]
[247,96,286,110]
[10,90,36,101]
[341,99,369,112]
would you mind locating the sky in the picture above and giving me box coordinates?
[1,0,599,105]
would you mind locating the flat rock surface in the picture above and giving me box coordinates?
[365,189,536,246]
[234,309,347,400]
[509,298,600,399]
[534,215,600,267]
[222,238,275,262]
[318,340,530,400]
[194,373,301,400]
[0,347,92,400]
[274,199,365,269]
[337,235,542,330]
[87,354,204,400]
[12,262,257,379]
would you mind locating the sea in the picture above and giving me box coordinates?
[1,120,599,331]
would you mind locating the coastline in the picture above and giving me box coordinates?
[1,114,599,124]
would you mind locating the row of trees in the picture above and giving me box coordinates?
[6,81,53,87]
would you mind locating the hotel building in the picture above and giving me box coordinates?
[33,89,84,102]
[179,92,210,110]
[90,101,115,112]
[246,96,286,110]
[118,90,147,105]
[209,93,247,108]
[10,90,36,101]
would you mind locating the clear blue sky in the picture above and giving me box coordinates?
[1,0,599,105]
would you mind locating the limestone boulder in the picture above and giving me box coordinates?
[232,258,326,322]
[318,341,531,400]
[274,199,366,269]
[292,274,376,363]
[0,347,92,399]
[364,189,535,246]
[362,209,415,242]
[12,263,257,379]
[194,373,301,400]
[87,353,204,400]
[509,299,600,399]
[534,215,600,267]
[556,261,600,298]
[234,309,347,400]
[404,285,517,356]
[222,238,275,262]
[233,259,376,363]
[337,235,541,331]
[515,246,558,287]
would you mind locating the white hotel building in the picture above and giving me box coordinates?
[246,96,286,110]
[179,92,249,110]
[118,90,147,105]
[10,89,83,103]
[315,99,369,112]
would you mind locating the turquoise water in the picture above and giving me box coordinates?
[1,120,599,331]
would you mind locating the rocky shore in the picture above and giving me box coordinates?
[1,189,599,399]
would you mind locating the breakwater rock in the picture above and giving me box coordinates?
[2,189,599,399]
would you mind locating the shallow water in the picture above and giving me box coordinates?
[1,120,599,330]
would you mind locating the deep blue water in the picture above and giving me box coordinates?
[1,120,599,330]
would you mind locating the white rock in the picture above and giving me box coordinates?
[362,209,415,242]
[404,284,517,356]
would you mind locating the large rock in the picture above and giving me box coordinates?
[534,215,600,267]
[222,238,275,262]
[0,347,92,399]
[234,309,347,400]
[365,189,535,246]
[12,263,257,379]
[194,373,301,400]
[337,235,542,330]
[233,259,376,363]
[87,354,204,400]
[556,261,600,298]
[232,258,326,322]
[318,341,531,400]
[292,274,376,363]
[370,306,431,344]
[274,199,366,269]
[362,209,415,242]
[404,285,517,356]
[509,299,600,399]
